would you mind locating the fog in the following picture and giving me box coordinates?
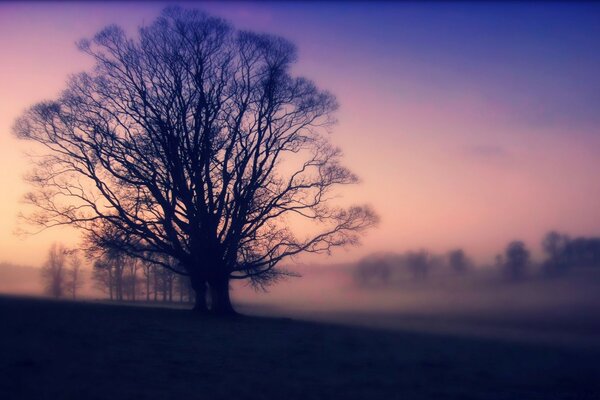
[4,221,599,346]
[232,254,600,346]
[5,245,598,347]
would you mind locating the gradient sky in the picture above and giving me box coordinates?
[2,1,600,266]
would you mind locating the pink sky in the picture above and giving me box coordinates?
[1,2,600,267]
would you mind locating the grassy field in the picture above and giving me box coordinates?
[1,295,599,400]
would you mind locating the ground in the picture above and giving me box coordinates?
[0,295,599,400]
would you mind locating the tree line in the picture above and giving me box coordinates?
[355,248,472,287]
[499,231,600,280]
[92,251,194,303]
[355,231,600,287]
[40,242,194,303]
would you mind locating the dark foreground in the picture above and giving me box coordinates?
[0,296,599,400]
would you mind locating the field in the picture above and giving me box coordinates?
[0,295,599,400]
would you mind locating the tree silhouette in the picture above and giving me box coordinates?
[448,248,470,274]
[65,252,84,300]
[92,251,125,301]
[355,253,393,287]
[406,250,431,280]
[503,240,530,280]
[541,231,570,275]
[563,237,600,268]
[14,7,376,314]
[40,243,68,298]
[92,258,114,301]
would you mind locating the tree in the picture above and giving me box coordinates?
[503,240,530,280]
[448,249,470,274]
[92,258,114,300]
[14,7,377,315]
[176,274,192,303]
[91,250,125,301]
[122,257,141,301]
[563,237,600,269]
[541,231,570,275]
[355,253,393,287]
[65,252,84,300]
[40,243,68,298]
[542,231,569,260]
[406,250,431,280]
[141,261,154,302]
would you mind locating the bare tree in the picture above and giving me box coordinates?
[176,274,188,303]
[154,265,177,302]
[40,243,68,298]
[65,252,84,300]
[503,240,530,280]
[14,7,376,314]
[541,231,570,275]
[141,261,154,302]
[122,257,141,301]
[92,257,114,300]
[448,249,470,274]
[91,249,127,301]
[355,253,393,287]
[406,250,431,280]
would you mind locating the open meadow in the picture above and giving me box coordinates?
[1,295,599,400]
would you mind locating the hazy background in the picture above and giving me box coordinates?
[1,2,600,323]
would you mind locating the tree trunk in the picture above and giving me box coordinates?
[131,270,136,302]
[153,271,158,302]
[108,269,113,301]
[116,269,123,301]
[208,276,236,315]
[179,278,184,303]
[146,272,150,302]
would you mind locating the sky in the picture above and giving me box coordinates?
[1,1,600,267]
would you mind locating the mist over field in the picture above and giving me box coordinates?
[235,261,600,346]
[3,249,599,348]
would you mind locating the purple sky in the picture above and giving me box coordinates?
[1,2,600,266]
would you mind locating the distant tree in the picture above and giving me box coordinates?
[494,254,504,268]
[503,241,530,280]
[40,243,68,298]
[122,257,141,301]
[91,250,126,301]
[539,232,600,274]
[355,254,392,287]
[154,266,177,302]
[356,249,447,286]
[406,250,431,280]
[112,256,125,301]
[15,7,376,315]
[92,249,148,301]
[448,249,470,274]
[563,237,600,268]
[92,258,114,300]
[541,231,570,275]
[542,231,569,260]
[176,275,193,303]
[65,252,84,300]
[141,261,154,302]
